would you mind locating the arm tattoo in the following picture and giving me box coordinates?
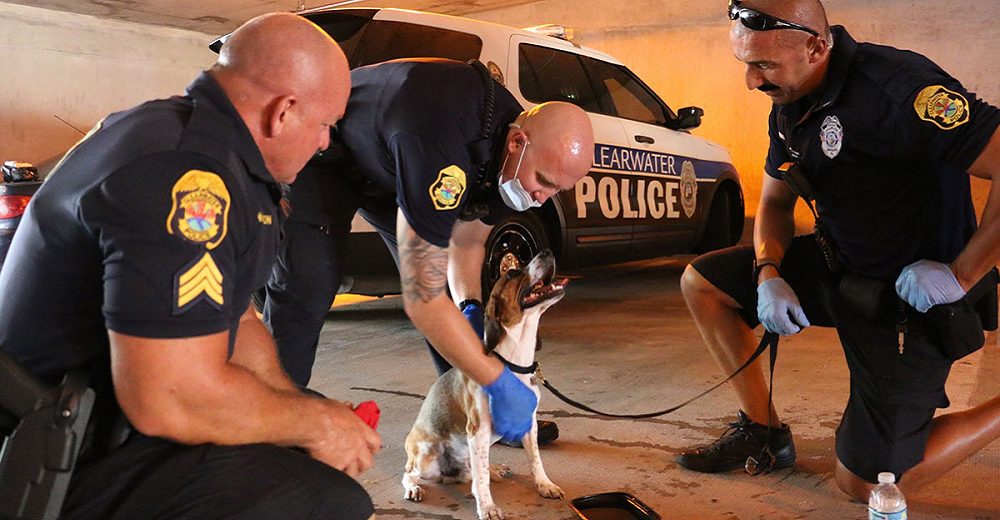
[400,232,449,303]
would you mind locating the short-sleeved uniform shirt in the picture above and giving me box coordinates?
[765,26,1000,281]
[0,73,281,385]
[334,58,523,247]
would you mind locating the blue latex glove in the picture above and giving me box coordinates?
[895,259,965,313]
[757,277,810,336]
[483,366,537,442]
[461,300,485,341]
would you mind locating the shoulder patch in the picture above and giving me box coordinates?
[166,169,231,249]
[429,165,467,211]
[913,85,970,130]
[174,252,224,313]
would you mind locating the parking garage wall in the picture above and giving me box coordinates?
[471,0,1000,228]
[0,2,214,166]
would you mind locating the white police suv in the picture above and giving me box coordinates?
[219,7,745,296]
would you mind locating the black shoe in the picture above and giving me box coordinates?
[675,410,795,473]
[498,420,559,448]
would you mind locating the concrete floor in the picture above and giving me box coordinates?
[307,256,1000,520]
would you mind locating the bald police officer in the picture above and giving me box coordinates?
[0,13,380,520]
[264,58,594,446]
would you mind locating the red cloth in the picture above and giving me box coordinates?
[353,401,380,430]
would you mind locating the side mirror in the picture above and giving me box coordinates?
[675,106,704,130]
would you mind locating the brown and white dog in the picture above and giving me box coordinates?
[402,249,567,520]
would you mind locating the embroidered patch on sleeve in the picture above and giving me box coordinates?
[166,170,231,250]
[174,252,224,313]
[913,85,970,130]
[429,165,467,211]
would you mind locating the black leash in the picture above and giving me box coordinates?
[535,332,780,420]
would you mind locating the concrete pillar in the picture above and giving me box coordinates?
[0,3,214,164]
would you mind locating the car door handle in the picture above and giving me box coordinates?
[634,135,655,144]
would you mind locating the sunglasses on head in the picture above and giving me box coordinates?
[728,0,819,37]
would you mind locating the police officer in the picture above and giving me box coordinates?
[0,13,380,519]
[677,0,1000,501]
[264,58,594,446]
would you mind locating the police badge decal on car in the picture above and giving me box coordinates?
[680,160,698,219]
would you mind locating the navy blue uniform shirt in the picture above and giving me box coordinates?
[335,58,522,247]
[0,73,281,384]
[766,26,1000,280]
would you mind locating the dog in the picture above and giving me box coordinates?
[402,249,567,520]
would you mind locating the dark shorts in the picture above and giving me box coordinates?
[690,236,953,483]
[62,434,373,520]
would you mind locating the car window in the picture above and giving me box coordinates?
[518,44,603,113]
[353,20,482,68]
[579,57,670,126]
[307,10,377,64]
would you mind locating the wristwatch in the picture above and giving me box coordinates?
[752,258,781,284]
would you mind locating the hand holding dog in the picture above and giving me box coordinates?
[895,259,965,313]
[483,366,537,442]
[757,277,810,335]
[306,399,382,477]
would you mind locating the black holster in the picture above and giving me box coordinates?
[925,267,999,360]
[838,267,998,361]
[837,273,893,321]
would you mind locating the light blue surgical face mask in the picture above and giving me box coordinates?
[498,136,541,212]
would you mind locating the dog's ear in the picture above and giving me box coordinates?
[484,296,503,353]
[485,318,502,353]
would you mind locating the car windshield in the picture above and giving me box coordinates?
[307,11,483,68]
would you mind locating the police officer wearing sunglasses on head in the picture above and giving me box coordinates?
[678,0,1000,502]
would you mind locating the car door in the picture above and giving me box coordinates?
[577,57,729,256]
[506,36,634,265]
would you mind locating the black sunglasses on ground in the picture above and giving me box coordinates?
[728,0,819,37]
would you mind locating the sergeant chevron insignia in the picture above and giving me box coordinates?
[174,252,224,313]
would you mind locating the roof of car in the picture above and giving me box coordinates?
[298,6,623,65]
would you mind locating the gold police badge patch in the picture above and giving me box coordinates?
[166,170,231,250]
[429,165,467,211]
[914,85,970,130]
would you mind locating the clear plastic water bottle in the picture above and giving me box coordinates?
[868,472,907,520]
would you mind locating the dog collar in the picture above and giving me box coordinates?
[493,353,538,375]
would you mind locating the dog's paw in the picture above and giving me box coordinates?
[536,481,564,500]
[478,504,504,520]
[403,484,424,502]
[489,463,512,480]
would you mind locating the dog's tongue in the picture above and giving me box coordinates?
[523,277,569,307]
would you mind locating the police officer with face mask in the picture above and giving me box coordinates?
[263,58,595,447]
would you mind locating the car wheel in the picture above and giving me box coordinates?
[482,211,549,302]
[695,187,736,253]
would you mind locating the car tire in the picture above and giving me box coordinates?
[482,211,549,303]
[695,187,736,253]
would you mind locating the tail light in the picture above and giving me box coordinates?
[0,195,31,220]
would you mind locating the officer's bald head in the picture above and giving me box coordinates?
[211,12,350,183]
[516,102,594,182]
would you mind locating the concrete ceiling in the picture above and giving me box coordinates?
[3,0,530,35]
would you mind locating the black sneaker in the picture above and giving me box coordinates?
[498,420,559,448]
[675,411,795,473]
